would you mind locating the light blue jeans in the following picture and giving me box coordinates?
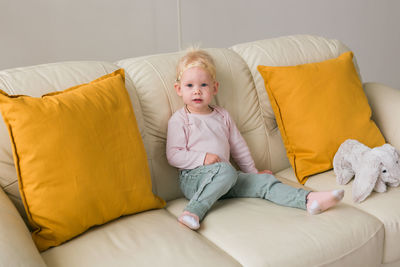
[179,162,310,221]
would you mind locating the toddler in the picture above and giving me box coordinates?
[166,49,344,230]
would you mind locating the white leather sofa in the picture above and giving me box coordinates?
[1,35,399,267]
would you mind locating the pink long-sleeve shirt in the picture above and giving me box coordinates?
[166,106,258,173]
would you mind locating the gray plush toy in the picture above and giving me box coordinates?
[333,139,400,203]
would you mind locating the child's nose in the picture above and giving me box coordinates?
[193,86,201,94]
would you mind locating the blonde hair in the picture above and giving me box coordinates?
[176,48,216,82]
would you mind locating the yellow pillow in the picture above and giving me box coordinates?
[257,52,385,184]
[0,69,165,251]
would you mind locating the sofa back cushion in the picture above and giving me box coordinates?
[0,35,362,209]
[117,48,268,201]
[230,35,357,173]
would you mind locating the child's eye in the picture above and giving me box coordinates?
[186,84,193,88]
[201,83,208,87]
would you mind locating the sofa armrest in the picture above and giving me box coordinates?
[0,188,46,267]
[364,82,400,148]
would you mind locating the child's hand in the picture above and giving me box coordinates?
[204,153,221,165]
[258,169,273,175]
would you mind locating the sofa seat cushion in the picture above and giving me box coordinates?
[166,197,383,267]
[276,167,400,264]
[41,209,240,267]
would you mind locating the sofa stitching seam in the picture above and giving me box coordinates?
[228,46,273,169]
[163,206,243,266]
[141,59,174,196]
[0,75,16,94]
[143,59,174,113]
[3,179,18,190]
[245,45,273,168]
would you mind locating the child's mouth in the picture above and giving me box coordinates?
[192,99,203,103]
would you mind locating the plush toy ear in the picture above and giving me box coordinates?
[381,144,400,162]
[352,153,381,203]
[381,144,397,156]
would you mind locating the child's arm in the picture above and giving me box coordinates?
[166,114,207,169]
[225,111,259,173]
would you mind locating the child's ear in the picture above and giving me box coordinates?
[174,82,182,96]
[213,81,219,95]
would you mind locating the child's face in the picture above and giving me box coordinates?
[175,66,219,114]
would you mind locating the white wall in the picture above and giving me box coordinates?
[0,0,178,67]
[1,0,399,89]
